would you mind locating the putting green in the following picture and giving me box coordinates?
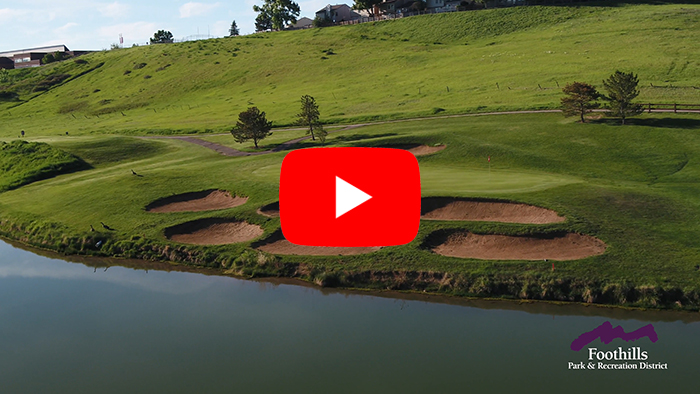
[420,165,579,195]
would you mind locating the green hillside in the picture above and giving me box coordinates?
[1,3,699,137]
[0,140,88,192]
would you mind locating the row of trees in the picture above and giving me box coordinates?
[561,71,644,125]
[231,95,326,148]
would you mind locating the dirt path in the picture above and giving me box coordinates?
[142,109,700,157]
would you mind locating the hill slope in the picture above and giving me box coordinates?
[0,141,89,192]
[0,3,699,136]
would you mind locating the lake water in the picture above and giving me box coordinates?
[0,239,698,393]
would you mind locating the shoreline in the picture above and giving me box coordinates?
[2,226,699,315]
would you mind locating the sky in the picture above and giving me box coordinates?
[0,0,330,51]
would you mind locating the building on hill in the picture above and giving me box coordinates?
[315,4,361,23]
[0,45,91,69]
[289,17,314,30]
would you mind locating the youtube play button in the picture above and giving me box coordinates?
[280,147,421,247]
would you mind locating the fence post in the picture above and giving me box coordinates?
[648,103,652,113]
[674,103,677,113]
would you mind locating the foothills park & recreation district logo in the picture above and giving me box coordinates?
[568,321,668,370]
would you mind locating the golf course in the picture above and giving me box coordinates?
[1,2,699,309]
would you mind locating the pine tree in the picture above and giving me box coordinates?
[231,107,272,148]
[561,82,600,123]
[602,71,644,125]
[296,95,327,142]
[229,20,240,37]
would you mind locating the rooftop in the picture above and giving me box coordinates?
[0,45,70,58]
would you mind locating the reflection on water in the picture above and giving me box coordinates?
[0,239,698,393]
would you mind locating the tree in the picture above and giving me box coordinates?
[561,82,600,123]
[353,0,382,17]
[231,107,273,148]
[150,30,173,44]
[410,1,427,12]
[255,13,272,32]
[296,95,327,142]
[602,71,644,125]
[0,68,10,83]
[42,53,55,64]
[313,15,333,28]
[229,20,240,37]
[253,0,300,31]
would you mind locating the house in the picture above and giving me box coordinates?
[315,4,361,23]
[378,0,416,15]
[0,45,90,69]
[290,17,314,30]
[426,0,450,10]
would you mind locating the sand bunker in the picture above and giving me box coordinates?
[257,201,280,218]
[433,232,606,261]
[256,231,380,256]
[407,144,446,156]
[146,190,247,213]
[381,144,446,156]
[165,218,263,245]
[421,197,565,224]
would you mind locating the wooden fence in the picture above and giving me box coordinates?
[643,104,700,113]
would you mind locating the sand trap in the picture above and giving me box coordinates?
[255,231,380,256]
[406,144,446,156]
[421,197,565,224]
[165,218,263,245]
[146,190,247,213]
[380,144,446,156]
[257,201,279,218]
[433,232,606,261]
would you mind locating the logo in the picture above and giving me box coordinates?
[570,321,658,351]
[280,147,421,247]
[567,322,667,370]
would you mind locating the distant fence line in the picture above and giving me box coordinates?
[644,104,700,113]
[6,103,699,121]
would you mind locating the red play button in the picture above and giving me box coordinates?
[280,147,421,247]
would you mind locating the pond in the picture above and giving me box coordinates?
[0,240,697,393]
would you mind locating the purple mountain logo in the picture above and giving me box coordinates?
[571,321,658,351]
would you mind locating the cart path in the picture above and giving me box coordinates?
[140,109,700,157]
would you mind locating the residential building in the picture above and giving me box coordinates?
[0,45,90,69]
[290,17,314,29]
[315,4,361,23]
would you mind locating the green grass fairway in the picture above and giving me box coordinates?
[1,3,699,137]
[1,112,700,309]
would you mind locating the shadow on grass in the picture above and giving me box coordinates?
[590,117,700,129]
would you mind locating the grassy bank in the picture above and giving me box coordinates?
[1,113,700,309]
[0,140,89,192]
[1,3,699,137]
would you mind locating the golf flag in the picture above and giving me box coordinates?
[488,156,491,163]
[119,34,123,44]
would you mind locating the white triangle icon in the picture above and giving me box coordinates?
[336,176,372,218]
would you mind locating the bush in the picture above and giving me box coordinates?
[313,16,333,28]
[42,53,55,64]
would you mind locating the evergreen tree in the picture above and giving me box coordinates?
[561,82,600,123]
[602,71,644,125]
[229,20,240,37]
[296,95,327,142]
[231,107,273,149]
